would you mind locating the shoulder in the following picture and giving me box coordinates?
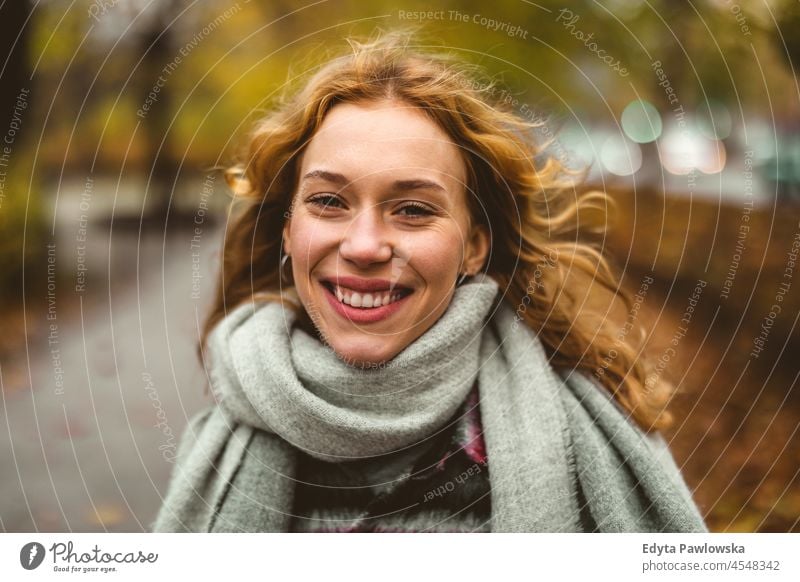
[172,405,217,464]
[558,369,707,530]
[556,368,686,480]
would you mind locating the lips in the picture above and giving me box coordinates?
[319,279,414,323]
[322,281,411,307]
[320,276,413,292]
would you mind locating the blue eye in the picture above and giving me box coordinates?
[307,195,434,219]
[398,203,434,218]
[308,194,342,208]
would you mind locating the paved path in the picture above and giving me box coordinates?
[1,180,222,532]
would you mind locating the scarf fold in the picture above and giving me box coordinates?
[152,274,707,533]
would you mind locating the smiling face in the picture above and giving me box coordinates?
[282,99,489,366]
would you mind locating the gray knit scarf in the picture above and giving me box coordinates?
[152,273,707,533]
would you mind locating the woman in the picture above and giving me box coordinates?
[152,30,707,533]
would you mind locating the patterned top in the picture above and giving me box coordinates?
[289,385,491,532]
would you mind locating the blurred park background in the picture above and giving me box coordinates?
[0,0,798,532]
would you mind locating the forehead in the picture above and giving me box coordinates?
[299,100,467,185]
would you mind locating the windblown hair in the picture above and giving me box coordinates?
[202,28,673,432]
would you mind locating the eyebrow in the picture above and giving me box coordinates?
[301,169,447,193]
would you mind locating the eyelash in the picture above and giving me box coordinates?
[307,194,435,218]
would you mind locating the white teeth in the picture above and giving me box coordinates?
[329,284,407,309]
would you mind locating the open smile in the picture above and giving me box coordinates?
[320,280,414,323]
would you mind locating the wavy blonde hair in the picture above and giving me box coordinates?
[203,28,673,432]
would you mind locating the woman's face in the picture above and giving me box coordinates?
[282,99,489,366]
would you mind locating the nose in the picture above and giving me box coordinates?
[338,207,393,268]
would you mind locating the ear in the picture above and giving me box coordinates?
[282,217,292,256]
[463,223,490,274]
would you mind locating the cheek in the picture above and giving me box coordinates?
[288,217,338,265]
[405,230,464,283]
[406,228,464,268]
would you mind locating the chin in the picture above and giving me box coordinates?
[332,343,398,369]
